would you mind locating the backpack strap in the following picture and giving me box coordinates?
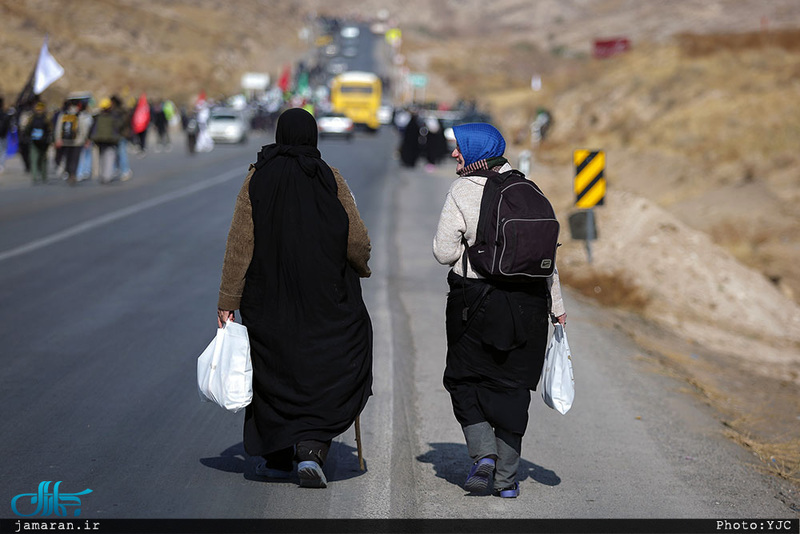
[460,238,494,325]
[466,169,505,252]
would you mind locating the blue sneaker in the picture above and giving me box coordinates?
[493,481,520,498]
[297,460,328,488]
[464,457,496,493]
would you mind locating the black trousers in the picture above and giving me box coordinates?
[63,145,82,177]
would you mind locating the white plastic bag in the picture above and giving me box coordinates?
[541,323,575,414]
[197,320,253,413]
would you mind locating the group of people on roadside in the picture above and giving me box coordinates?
[394,107,450,170]
[216,107,566,498]
[0,94,187,186]
[1,95,133,185]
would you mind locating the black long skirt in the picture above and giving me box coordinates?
[240,265,373,457]
[443,270,550,434]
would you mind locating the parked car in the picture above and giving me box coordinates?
[326,59,348,76]
[377,104,394,125]
[317,112,354,140]
[340,26,360,39]
[207,108,248,144]
[323,43,339,57]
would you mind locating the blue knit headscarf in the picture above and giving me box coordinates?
[453,123,506,167]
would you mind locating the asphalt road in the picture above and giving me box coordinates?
[0,125,795,524]
[1,24,796,529]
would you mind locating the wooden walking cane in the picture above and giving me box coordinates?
[354,415,365,471]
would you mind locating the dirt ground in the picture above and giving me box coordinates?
[521,154,800,489]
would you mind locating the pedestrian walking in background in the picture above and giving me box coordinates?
[422,114,448,170]
[112,95,133,181]
[131,93,150,155]
[55,99,89,185]
[398,110,422,168]
[51,100,67,174]
[0,97,11,174]
[217,108,373,489]
[181,106,198,155]
[23,101,52,184]
[76,101,94,182]
[162,99,176,150]
[90,98,122,184]
[432,123,567,498]
[152,100,169,152]
[16,103,34,174]
[194,101,213,153]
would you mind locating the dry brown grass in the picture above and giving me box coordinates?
[629,328,800,486]
[558,269,650,313]
[490,31,800,306]
[724,424,800,483]
[708,220,773,259]
[0,0,307,105]
[677,28,800,57]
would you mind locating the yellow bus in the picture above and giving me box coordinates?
[330,71,382,130]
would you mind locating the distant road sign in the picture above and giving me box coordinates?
[241,72,270,91]
[408,73,428,88]
[594,38,631,58]
[386,28,402,46]
[574,150,606,208]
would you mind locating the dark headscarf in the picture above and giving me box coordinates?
[240,107,373,456]
[254,107,335,193]
[246,107,345,316]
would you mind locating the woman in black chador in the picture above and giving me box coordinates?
[217,108,373,488]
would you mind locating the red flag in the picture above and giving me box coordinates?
[131,93,150,134]
[277,65,291,92]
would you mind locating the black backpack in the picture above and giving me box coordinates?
[465,169,560,281]
[29,114,49,147]
[61,112,79,141]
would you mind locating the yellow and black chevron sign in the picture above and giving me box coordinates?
[574,150,606,208]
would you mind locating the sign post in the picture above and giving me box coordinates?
[518,150,532,176]
[408,72,428,103]
[571,150,606,263]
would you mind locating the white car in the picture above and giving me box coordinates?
[377,104,394,125]
[317,113,354,141]
[326,59,348,76]
[340,26,360,39]
[207,109,248,144]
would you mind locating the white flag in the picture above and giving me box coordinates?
[33,37,64,95]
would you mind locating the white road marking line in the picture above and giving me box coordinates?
[0,169,243,263]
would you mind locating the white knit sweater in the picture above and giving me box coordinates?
[433,163,566,316]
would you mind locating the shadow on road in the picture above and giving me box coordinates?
[416,442,561,488]
[200,441,368,483]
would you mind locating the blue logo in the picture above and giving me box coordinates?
[11,481,93,517]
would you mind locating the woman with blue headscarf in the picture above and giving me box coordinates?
[433,123,567,498]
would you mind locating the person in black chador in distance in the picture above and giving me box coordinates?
[217,108,373,489]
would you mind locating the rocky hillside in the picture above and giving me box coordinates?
[0,0,311,104]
